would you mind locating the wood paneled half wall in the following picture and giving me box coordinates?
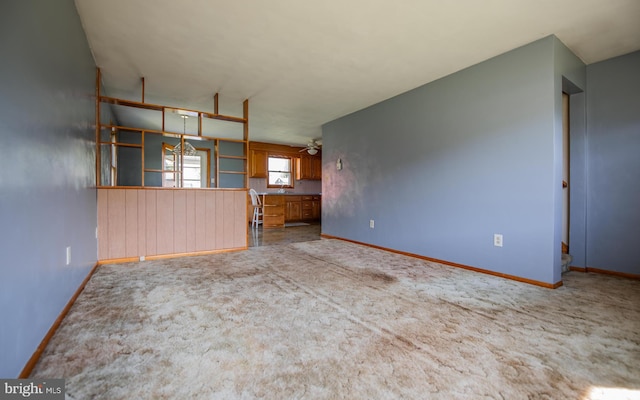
[97,188,247,262]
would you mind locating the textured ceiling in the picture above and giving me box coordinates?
[75,0,640,146]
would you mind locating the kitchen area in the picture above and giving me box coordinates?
[248,141,322,246]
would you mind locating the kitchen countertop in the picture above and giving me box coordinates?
[258,192,321,196]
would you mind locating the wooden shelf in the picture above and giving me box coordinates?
[100,96,164,111]
[96,68,250,189]
[97,141,142,148]
[100,124,171,137]
[201,112,246,124]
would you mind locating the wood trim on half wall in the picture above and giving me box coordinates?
[97,247,247,265]
[321,234,563,289]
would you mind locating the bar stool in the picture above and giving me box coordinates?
[249,189,263,228]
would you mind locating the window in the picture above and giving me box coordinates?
[163,148,177,187]
[162,143,210,188]
[181,154,204,188]
[267,156,293,188]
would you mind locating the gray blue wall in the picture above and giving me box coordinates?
[0,1,635,379]
[322,36,586,285]
[585,51,640,275]
[116,134,246,188]
[117,133,218,187]
[0,1,97,377]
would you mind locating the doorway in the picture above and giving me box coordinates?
[162,143,211,188]
[561,92,571,271]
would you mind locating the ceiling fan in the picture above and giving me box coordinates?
[299,139,322,155]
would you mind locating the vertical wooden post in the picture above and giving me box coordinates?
[95,67,101,187]
[214,139,219,188]
[141,77,145,103]
[214,93,219,115]
[243,99,249,238]
[141,132,145,186]
[179,136,184,188]
[110,126,117,186]
[243,99,249,189]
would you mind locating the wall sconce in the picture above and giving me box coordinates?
[336,158,342,171]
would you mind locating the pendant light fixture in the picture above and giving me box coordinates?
[173,115,197,156]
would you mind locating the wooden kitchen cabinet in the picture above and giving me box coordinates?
[262,195,284,228]
[285,196,302,221]
[311,157,322,179]
[249,149,268,178]
[301,196,313,220]
[284,195,321,222]
[311,195,321,219]
[300,195,321,221]
[296,155,322,180]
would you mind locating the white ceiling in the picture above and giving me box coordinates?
[75,0,640,146]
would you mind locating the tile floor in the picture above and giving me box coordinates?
[247,222,321,247]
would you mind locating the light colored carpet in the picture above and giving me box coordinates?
[31,239,640,399]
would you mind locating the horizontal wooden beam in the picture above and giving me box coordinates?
[96,141,143,148]
[101,96,163,111]
[201,112,246,123]
[100,96,247,123]
[100,124,245,142]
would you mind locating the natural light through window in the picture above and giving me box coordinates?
[163,146,207,188]
[268,156,292,187]
[181,155,203,188]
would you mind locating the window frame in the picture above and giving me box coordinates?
[161,142,211,188]
[266,155,294,189]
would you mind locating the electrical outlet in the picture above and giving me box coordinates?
[66,246,71,265]
[494,234,503,247]
[370,219,375,229]
[139,256,145,262]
